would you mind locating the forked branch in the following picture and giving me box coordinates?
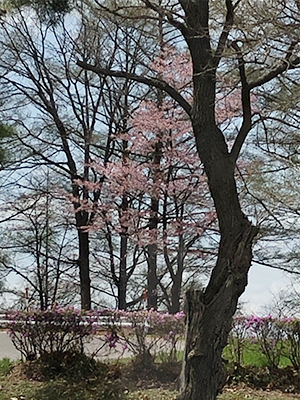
[77,60,192,116]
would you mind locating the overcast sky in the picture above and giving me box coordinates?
[240,262,291,314]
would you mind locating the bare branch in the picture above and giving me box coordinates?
[77,60,192,116]
[141,0,188,36]
[213,0,234,65]
[254,259,300,275]
[230,41,252,162]
[248,47,300,90]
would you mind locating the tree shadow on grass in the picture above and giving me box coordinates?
[32,379,123,400]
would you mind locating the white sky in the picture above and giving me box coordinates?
[240,262,291,314]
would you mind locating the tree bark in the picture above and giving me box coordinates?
[146,138,162,310]
[179,219,257,400]
[146,195,159,309]
[118,233,128,310]
[169,274,181,314]
[76,211,91,310]
[178,3,258,396]
[118,192,129,310]
[178,74,258,400]
[147,242,158,309]
[169,234,184,314]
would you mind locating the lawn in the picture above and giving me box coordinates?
[223,341,292,368]
[1,351,300,400]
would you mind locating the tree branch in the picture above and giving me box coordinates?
[230,41,252,162]
[141,0,189,36]
[213,0,234,66]
[231,41,300,161]
[254,259,300,275]
[77,60,192,117]
[248,56,300,90]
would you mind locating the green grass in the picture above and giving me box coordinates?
[223,341,291,368]
[0,346,296,400]
[0,357,14,375]
[159,342,292,369]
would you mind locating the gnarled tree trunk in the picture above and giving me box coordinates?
[179,219,257,400]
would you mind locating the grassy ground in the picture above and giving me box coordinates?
[223,342,291,368]
[1,373,300,400]
[0,356,123,400]
[1,351,300,400]
[126,388,300,400]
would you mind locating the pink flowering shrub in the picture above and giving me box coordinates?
[7,307,185,366]
[7,307,96,360]
[12,307,300,373]
[228,314,299,371]
[99,309,185,366]
[281,318,300,370]
[246,315,284,370]
[228,314,249,367]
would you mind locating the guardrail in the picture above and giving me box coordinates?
[0,314,8,329]
[0,313,134,330]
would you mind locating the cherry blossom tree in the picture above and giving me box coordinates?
[79,44,251,313]
[77,45,219,312]
[77,1,300,399]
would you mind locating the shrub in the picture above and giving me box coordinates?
[246,315,284,370]
[7,306,96,360]
[282,318,300,370]
[98,309,185,367]
[22,351,108,381]
[227,314,249,367]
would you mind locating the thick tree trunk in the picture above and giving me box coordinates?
[169,233,184,314]
[118,233,128,310]
[76,212,91,310]
[147,195,160,309]
[118,192,129,310]
[77,229,91,310]
[178,24,258,396]
[179,220,257,400]
[147,242,158,309]
[146,142,162,310]
[169,275,181,314]
[178,108,258,399]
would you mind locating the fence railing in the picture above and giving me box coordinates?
[0,313,134,330]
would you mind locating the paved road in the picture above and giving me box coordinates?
[0,332,132,361]
[0,332,21,360]
[0,331,182,361]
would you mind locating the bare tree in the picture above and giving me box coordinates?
[0,171,79,309]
